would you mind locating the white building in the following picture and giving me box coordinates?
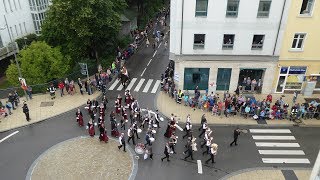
[170,0,291,94]
[0,0,50,60]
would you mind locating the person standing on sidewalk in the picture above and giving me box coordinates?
[8,93,16,110]
[58,81,65,97]
[64,78,70,94]
[161,143,170,162]
[118,133,126,152]
[230,127,241,146]
[26,86,33,100]
[22,102,30,121]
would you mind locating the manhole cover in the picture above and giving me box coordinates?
[40,101,54,107]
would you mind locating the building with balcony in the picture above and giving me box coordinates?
[273,0,320,94]
[170,0,291,94]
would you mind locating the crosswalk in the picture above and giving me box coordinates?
[108,77,161,94]
[250,128,310,164]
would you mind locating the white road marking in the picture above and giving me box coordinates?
[134,79,145,92]
[197,160,203,174]
[158,42,162,48]
[255,142,300,147]
[258,150,305,155]
[108,79,120,90]
[125,78,137,91]
[252,136,295,140]
[151,80,161,94]
[262,158,310,164]
[140,68,146,77]
[174,124,184,131]
[152,50,157,57]
[250,129,291,134]
[0,131,19,143]
[117,83,124,91]
[142,79,153,93]
[147,59,152,66]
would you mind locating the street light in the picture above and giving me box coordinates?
[1,14,28,100]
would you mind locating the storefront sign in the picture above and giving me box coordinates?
[288,67,307,74]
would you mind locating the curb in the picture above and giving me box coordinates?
[219,167,312,180]
[25,136,138,180]
[155,92,320,128]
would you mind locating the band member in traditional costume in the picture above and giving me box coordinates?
[127,127,135,145]
[111,116,119,137]
[99,103,105,118]
[169,133,177,154]
[183,115,192,139]
[205,143,218,164]
[117,94,122,106]
[99,123,108,143]
[102,95,108,111]
[98,114,104,128]
[154,110,161,128]
[140,114,149,129]
[76,108,84,126]
[132,122,140,139]
[86,99,92,113]
[87,119,95,137]
[48,83,56,100]
[115,100,121,115]
[164,114,176,138]
[125,91,131,107]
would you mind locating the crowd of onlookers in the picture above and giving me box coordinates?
[0,91,20,119]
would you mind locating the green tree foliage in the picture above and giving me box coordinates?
[41,0,127,63]
[15,34,39,50]
[6,41,69,86]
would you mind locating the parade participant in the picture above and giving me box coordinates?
[205,143,218,164]
[117,94,122,105]
[132,122,140,139]
[125,91,132,107]
[110,111,115,121]
[230,127,241,146]
[198,114,207,131]
[22,102,30,121]
[145,132,152,146]
[183,139,194,161]
[115,100,121,115]
[98,114,104,128]
[120,115,126,130]
[199,121,208,138]
[145,144,153,160]
[201,128,212,148]
[169,133,177,154]
[118,133,126,152]
[154,110,161,128]
[86,99,92,112]
[183,115,192,139]
[127,127,135,145]
[164,114,176,138]
[99,123,108,143]
[102,96,108,111]
[111,117,119,137]
[140,114,149,129]
[161,143,170,162]
[203,137,213,156]
[99,103,105,118]
[76,108,84,126]
[48,83,56,100]
[87,119,95,137]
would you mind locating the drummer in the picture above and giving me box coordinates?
[169,132,177,154]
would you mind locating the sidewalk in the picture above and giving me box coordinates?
[221,168,311,180]
[156,91,320,126]
[0,86,100,132]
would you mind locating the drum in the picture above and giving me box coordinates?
[137,129,142,133]
[151,129,156,134]
[150,137,155,142]
[153,124,158,128]
[135,143,145,155]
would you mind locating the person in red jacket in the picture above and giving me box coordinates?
[266,94,272,103]
[58,81,65,97]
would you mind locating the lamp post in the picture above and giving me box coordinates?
[2,14,28,100]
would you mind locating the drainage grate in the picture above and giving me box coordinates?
[40,101,54,107]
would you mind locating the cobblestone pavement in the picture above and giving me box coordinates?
[157,91,320,126]
[29,137,132,180]
[0,86,100,132]
[223,168,311,180]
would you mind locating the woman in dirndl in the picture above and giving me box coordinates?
[76,109,84,126]
[99,123,108,143]
[87,119,95,137]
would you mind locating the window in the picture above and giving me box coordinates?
[222,34,235,49]
[184,68,209,90]
[291,33,306,50]
[23,22,27,34]
[251,35,264,49]
[216,68,232,90]
[226,0,240,17]
[257,0,271,17]
[3,0,8,13]
[13,0,17,10]
[195,0,208,17]
[14,25,18,36]
[193,34,205,49]
[300,0,314,15]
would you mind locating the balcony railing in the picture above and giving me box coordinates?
[0,42,18,60]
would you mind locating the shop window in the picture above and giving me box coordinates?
[300,0,314,15]
[184,68,209,90]
[285,66,307,90]
[193,34,205,49]
[226,0,240,17]
[252,35,264,50]
[257,0,272,17]
[222,34,235,49]
[216,68,232,90]
[195,0,208,17]
[291,33,306,50]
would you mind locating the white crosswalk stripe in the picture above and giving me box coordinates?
[250,129,310,164]
[108,78,161,94]
[142,79,153,93]
[134,78,145,92]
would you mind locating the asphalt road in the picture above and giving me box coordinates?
[0,18,320,180]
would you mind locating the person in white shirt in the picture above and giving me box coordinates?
[205,143,218,164]
[117,133,126,152]
[183,115,192,139]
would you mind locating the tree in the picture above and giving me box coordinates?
[41,0,127,64]
[6,41,70,86]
